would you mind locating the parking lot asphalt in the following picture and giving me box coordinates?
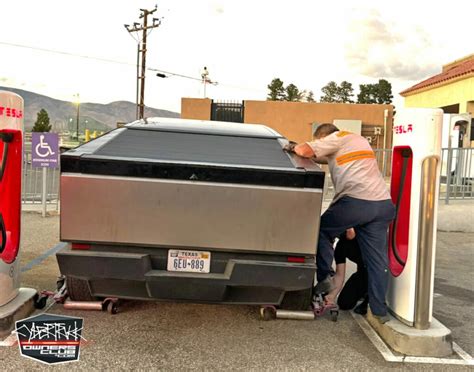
[0,212,472,370]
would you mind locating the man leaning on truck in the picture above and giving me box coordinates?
[287,123,395,323]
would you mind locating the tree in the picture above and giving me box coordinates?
[357,79,393,104]
[305,90,316,103]
[267,78,312,102]
[320,81,339,103]
[338,81,354,103]
[320,81,354,103]
[357,84,377,104]
[285,83,303,102]
[32,108,52,132]
[267,78,286,101]
[376,79,393,104]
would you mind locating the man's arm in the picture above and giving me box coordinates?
[313,156,328,164]
[294,143,315,158]
[325,228,356,304]
[325,263,346,305]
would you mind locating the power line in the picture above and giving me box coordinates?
[0,41,136,67]
[0,40,267,95]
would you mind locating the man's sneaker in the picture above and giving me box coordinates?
[313,276,335,295]
[372,314,390,324]
[354,297,368,315]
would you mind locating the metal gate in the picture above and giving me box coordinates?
[211,100,244,123]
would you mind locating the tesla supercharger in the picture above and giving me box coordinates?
[0,91,24,307]
[387,108,443,329]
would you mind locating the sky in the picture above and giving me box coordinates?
[0,0,472,112]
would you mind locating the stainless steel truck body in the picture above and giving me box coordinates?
[56,118,325,309]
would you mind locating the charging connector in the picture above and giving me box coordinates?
[391,148,413,267]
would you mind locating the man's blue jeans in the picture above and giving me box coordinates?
[317,196,395,316]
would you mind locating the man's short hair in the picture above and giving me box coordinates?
[314,123,339,138]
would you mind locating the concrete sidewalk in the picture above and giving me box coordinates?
[437,199,474,233]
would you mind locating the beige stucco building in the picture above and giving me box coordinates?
[401,54,474,115]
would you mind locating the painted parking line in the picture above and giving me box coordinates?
[453,342,474,363]
[21,242,66,272]
[352,312,474,366]
[352,312,403,362]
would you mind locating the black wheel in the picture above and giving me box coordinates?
[66,276,95,301]
[280,288,313,311]
[107,301,118,315]
[34,294,48,309]
[330,310,339,322]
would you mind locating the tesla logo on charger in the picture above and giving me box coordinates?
[394,124,413,135]
[0,106,23,118]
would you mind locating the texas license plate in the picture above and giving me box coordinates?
[167,249,211,273]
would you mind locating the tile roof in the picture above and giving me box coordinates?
[400,55,474,96]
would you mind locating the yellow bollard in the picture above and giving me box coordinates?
[85,129,90,142]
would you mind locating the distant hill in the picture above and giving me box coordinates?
[0,86,180,132]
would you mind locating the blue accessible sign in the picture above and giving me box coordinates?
[31,132,59,168]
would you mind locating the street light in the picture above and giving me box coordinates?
[201,67,217,98]
[201,67,209,98]
[73,93,80,141]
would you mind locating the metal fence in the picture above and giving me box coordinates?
[22,150,60,209]
[440,147,473,203]
[21,148,472,208]
[211,100,245,123]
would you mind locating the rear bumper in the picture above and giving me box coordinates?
[56,243,316,305]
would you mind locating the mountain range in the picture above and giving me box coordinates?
[0,86,180,132]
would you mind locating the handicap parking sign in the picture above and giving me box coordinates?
[31,132,59,168]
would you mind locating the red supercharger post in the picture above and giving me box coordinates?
[387,108,443,329]
[0,91,36,337]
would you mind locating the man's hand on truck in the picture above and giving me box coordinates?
[283,141,298,153]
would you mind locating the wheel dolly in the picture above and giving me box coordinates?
[34,277,120,315]
[260,293,339,321]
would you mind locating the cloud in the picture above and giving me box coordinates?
[345,9,440,81]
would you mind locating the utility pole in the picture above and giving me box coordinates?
[125,6,161,120]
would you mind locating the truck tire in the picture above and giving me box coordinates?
[280,288,312,311]
[66,276,95,301]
